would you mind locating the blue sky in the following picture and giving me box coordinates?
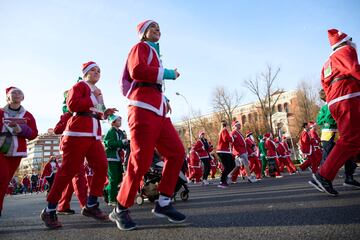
[1,0,359,133]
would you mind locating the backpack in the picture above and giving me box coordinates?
[119,62,134,97]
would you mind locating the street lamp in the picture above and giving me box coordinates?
[176,92,194,146]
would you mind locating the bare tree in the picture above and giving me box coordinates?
[293,80,321,139]
[212,86,243,127]
[244,64,282,135]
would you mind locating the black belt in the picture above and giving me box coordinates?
[330,76,358,85]
[134,82,162,92]
[0,132,12,137]
[75,112,101,120]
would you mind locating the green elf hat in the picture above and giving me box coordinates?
[108,114,121,123]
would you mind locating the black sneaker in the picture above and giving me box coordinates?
[152,202,186,223]
[343,178,360,189]
[109,208,137,231]
[81,202,108,221]
[40,208,62,229]
[308,179,324,192]
[57,208,75,215]
[312,173,339,196]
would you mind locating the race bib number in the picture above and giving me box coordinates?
[323,60,332,78]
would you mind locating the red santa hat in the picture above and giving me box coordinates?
[232,120,241,128]
[308,121,316,128]
[198,131,205,138]
[328,29,351,50]
[274,137,279,143]
[264,132,271,138]
[6,86,24,99]
[282,135,287,140]
[6,86,19,95]
[245,130,253,137]
[137,20,157,40]
[82,61,98,76]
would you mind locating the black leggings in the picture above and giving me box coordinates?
[217,153,235,184]
[201,157,211,180]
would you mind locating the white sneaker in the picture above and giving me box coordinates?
[247,176,257,183]
[202,180,209,185]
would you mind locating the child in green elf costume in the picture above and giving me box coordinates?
[104,115,129,206]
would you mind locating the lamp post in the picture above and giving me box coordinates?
[176,92,193,146]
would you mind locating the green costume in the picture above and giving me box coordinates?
[104,126,127,203]
[316,104,337,141]
[258,136,267,176]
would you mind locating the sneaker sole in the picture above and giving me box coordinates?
[81,211,109,221]
[57,211,75,215]
[151,209,186,223]
[109,212,137,231]
[308,180,324,192]
[312,175,338,196]
[343,182,360,189]
[40,212,62,229]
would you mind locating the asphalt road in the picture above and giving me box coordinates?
[1,171,360,240]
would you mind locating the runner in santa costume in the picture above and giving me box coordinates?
[41,156,60,194]
[298,123,317,174]
[308,121,322,171]
[0,86,38,217]
[41,61,117,229]
[188,148,203,183]
[316,89,360,188]
[110,20,186,231]
[193,131,213,185]
[275,137,296,175]
[280,136,297,174]
[216,120,234,188]
[53,95,88,215]
[274,137,285,172]
[230,120,257,183]
[311,29,360,195]
[264,133,282,178]
[245,131,262,179]
[209,153,218,179]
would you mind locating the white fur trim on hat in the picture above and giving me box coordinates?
[138,20,155,40]
[331,35,351,50]
[83,63,98,76]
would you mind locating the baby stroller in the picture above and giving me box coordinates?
[136,153,189,205]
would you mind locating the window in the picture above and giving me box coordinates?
[53,146,59,150]
[248,114,252,122]
[44,141,52,144]
[254,112,258,121]
[277,104,283,112]
[284,103,289,113]
[35,146,42,151]
[241,115,247,124]
[44,146,51,150]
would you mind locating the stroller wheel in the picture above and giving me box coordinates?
[180,191,189,201]
[136,195,144,205]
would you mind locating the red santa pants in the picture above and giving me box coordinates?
[58,166,88,210]
[47,136,108,205]
[299,153,318,173]
[189,166,202,182]
[117,107,185,208]
[0,156,21,210]
[319,97,360,180]
[278,157,296,173]
[249,156,262,179]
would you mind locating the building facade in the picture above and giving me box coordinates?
[175,90,300,158]
[18,128,61,177]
